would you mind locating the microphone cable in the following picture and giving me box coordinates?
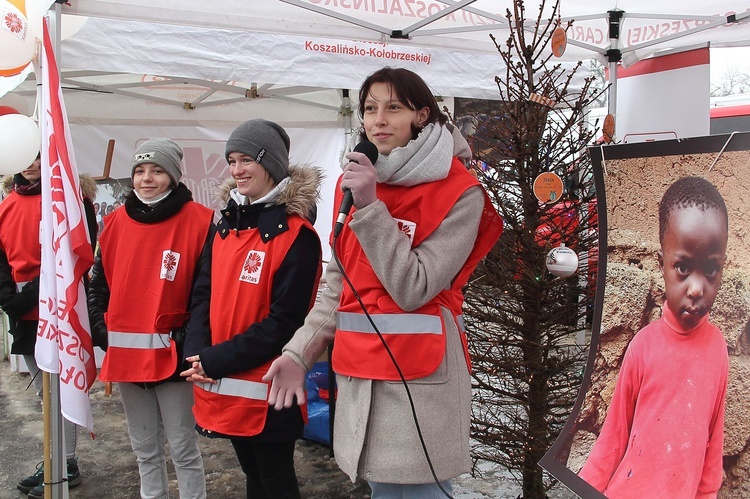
[331,229,454,499]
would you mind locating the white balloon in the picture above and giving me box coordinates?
[0,114,40,176]
[0,1,37,76]
[25,0,88,41]
[60,14,88,40]
[546,244,579,278]
[22,0,52,40]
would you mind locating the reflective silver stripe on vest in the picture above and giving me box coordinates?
[16,281,29,292]
[196,378,268,401]
[455,314,466,333]
[337,312,442,335]
[108,331,171,350]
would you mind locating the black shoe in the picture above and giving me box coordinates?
[26,458,81,499]
[17,462,44,493]
[27,484,44,499]
[66,457,82,489]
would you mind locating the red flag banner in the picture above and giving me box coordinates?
[36,19,96,434]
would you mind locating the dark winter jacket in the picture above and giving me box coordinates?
[184,165,322,441]
[0,173,97,355]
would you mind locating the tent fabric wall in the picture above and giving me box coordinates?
[616,48,711,142]
[73,124,346,263]
[5,71,350,129]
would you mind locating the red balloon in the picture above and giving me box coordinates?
[0,106,20,117]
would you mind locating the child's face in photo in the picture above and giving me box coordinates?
[658,205,727,331]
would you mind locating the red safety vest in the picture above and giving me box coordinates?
[99,202,213,383]
[0,191,42,320]
[331,158,502,381]
[193,214,319,437]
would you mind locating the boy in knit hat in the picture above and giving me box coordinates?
[223,118,291,184]
[182,119,322,498]
[219,119,316,224]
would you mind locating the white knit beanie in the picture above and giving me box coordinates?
[131,138,183,187]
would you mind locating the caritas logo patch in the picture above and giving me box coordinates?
[395,218,416,244]
[160,250,181,281]
[240,250,265,284]
[3,10,28,40]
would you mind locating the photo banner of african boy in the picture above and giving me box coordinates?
[539,132,750,497]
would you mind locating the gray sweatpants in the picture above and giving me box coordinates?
[117,381,206,499]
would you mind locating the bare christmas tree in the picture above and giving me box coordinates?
[460,0,605,497]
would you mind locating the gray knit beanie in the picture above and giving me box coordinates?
[225,119,290,183]
[131,138,183,187]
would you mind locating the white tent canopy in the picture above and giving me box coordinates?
[64,0,750,62]
[3,1,743,128]
[4,1,750,108]
[7,1,750,129]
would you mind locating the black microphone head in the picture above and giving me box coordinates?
[353,140,379,165]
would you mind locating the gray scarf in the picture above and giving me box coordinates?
[345,122,473,187]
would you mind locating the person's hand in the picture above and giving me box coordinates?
[1,278,40,319]
[0,293,26,319]
[263,355,307,410]
[342,150,377,209]
[90,321,108,351]
[180,355,216,384]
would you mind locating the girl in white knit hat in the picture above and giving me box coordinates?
[89,137,212,499]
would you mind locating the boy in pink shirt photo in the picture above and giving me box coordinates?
[579,176,729,498]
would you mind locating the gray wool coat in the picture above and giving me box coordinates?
[283,185,484,485]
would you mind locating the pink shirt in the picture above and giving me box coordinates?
[579,303,728,498]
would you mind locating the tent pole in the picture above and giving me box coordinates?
[42,371,51,499]
[342,88,353,148]
[45,4,66,499]
[606,10,624,139]
[607,61,618,118]
[328,87,354,458]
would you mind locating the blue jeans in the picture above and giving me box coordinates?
[368,480,453,499]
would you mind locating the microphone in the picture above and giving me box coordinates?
[334,141,379,237]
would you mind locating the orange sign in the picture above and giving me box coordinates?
[602,114,615,143]
[529,93,556,108]
[533,172,564,203]
[551,27,567,58]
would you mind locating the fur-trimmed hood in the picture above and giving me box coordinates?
[0,174,17,195]
[79,174,98,201]
[1,173,98,200]
[215,165,323,222]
